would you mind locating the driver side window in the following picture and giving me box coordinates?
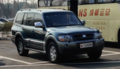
[34,14,43,23]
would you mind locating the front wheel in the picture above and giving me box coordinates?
[87,50,102,60]
[16,38,29,56]
[47,42,61,63]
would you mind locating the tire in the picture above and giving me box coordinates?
[16,38,29,56]
[87,50,102,60]
[47,42,61,63]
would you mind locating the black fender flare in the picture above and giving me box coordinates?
[15,32,24,45]
[44,35,59,52]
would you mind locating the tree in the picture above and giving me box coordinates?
[50,0,54,6]
[0,0,37,18]
[52,0,66,6]
[0,22,13,38]
[30,0,37,8]
[0,0,7,18]
[43,0,49,6]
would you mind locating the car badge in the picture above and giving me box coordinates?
[83,35,86,38]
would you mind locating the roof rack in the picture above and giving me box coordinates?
[48,8,66,10]
[20,8,36,11]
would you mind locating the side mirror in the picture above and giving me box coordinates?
[34,22,43,28]
[81,20,86,26]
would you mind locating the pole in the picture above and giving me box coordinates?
[50,0,52,6]
[70,0,78,16]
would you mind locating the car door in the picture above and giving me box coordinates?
[12,13,25,43]
[12,13,24,36]
[30,13,46,50]
[22,13,35,48]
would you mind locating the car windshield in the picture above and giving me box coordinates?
[44,12,82,27]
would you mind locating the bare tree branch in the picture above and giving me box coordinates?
[52,0,65,6]
[43,0,48,6]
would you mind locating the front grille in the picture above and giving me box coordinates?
[73,34,93,41]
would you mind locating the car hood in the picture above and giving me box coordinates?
[46,26,96,34]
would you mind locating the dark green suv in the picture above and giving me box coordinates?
[11,9,104,63]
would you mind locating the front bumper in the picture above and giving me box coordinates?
[57,38,104,55]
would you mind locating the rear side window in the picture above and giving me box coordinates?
[23,14,28,25]
[25,13,34,26]
[15,13,24,24]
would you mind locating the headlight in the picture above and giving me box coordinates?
[94,33,102,39]
[58,35,73,42]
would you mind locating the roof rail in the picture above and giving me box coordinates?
[48,8,67,10]
[20,8,33,11]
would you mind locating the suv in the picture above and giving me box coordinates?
[11,9,104,63]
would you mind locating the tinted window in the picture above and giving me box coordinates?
[78,0,119,4]
[98,0,113,3]
[15,13,24,24]
[25,14,34,26]
[44,12,81,27]
[34,14,43,23]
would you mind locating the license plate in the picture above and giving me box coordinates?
[80,42,93,48]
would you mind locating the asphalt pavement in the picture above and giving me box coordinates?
[0,40,120,69]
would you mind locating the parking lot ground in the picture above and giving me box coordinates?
[0,40,120,69]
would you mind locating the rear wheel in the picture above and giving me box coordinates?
[47,42,61,63]
[16,38,29,56]
[87,50,102,60]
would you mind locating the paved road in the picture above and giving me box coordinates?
[0,40,120,69]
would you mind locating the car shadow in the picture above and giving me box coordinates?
[26,52,49,61]
[56,55,120,68]
[24,52,120,69]
[58,62,120,68]
[22,42,120,68]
